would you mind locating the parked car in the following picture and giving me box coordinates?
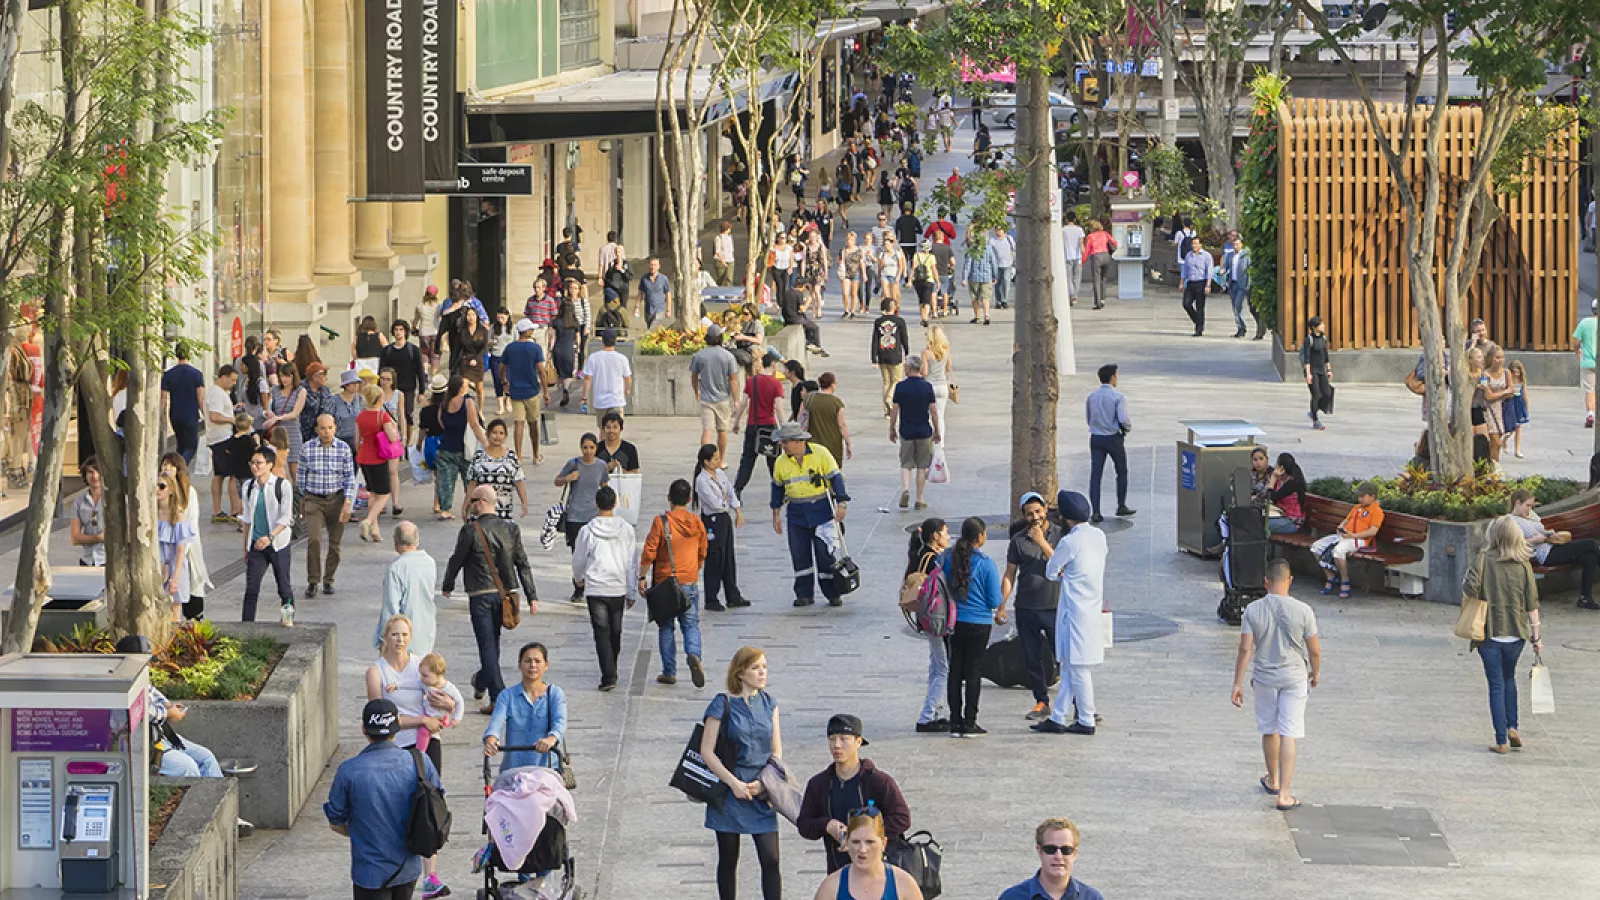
[984,91,1080,129]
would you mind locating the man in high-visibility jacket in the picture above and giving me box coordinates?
[770,422,850,607]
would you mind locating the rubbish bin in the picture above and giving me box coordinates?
[1176,419,1265,556]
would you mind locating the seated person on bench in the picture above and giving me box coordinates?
[1310,482,1383,599]
[1509,489,1600,611]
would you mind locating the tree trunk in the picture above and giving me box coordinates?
[1010,66,1059,503]
[1159,11,1177,147]
[0,0,25,168]
[1269,8,1291,76]
[1197,103,1238,229]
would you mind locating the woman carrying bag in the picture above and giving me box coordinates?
[701,647,783,900]
[1461,516,1544,754]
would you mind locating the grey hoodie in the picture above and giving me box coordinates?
[571,515,639,599]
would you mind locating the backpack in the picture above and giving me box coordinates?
[400,747,451,859]
[886,831,944,899]
[790,168,804,187]
[913,258,933,285]
[910,564,956,637]
[245,476,286,509]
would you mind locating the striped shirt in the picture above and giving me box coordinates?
[300,437,358,496]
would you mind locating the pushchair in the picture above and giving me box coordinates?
[476,751,581,900]
[1217,468,1270,626]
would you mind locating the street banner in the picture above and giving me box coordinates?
[366,0,424,198]
[420,0,457,185]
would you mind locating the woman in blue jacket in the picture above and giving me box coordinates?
[941,517,1004,738]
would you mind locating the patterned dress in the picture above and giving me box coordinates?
[467,448,524,519]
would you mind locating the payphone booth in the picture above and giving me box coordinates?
[0,654,149,899]
[1108,198,1155,301]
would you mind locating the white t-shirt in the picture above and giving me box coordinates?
[204,384,236,446]
[583,350,633,410]
[1062,224,1086,262]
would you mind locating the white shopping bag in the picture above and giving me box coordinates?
[1102,609,1114,650]
[407,447,432,484]
[612,472,642,524]
[927,443,950,485]
[1531,652,1554,715]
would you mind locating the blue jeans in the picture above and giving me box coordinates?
[919,633,949,723]
[159,739,222,777]
[657,583,703,677]
[1267,517,1301,534]
[994,267,1012,307]
[1230,283,1249,331]
[1478,639,1524,744]
[469,592,506,701]
[171,419,199,467]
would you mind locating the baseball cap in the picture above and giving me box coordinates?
[424,284,439,296]
[361,699,400,737]
[826,714,869,746]
[515,318,536,334]
[706,324,723,340]
[1019,491,1046,509]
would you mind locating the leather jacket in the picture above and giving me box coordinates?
[442,515,538,601]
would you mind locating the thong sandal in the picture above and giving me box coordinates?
[1276,800,1302,811]
[436,512,455,521]
[1259,776,1279,795]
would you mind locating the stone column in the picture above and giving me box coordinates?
[391,202,437,324]
[621,137,650,257]
[313,0,366,336]
[266,0,322,328]
[351,0,405,326]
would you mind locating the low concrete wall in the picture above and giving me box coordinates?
[177,623,339,829]
[771,325,809,364]
[628,353,699,416]
[1268,338,1577,386]
[149,777,237,900]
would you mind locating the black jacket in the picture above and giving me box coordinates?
[796,758,911,873]
[442,515,538,600]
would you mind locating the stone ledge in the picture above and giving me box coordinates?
[175,623,339,829]
[149,777,237,900]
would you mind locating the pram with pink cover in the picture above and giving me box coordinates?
[475,751,580,900]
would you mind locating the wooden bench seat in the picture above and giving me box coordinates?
[1270,495,1427,566]
[1530,502,1600,574]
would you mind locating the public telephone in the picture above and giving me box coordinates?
[59,781,120,893]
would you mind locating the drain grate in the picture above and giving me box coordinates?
[1284,805,1458,867]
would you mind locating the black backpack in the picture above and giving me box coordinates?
[401,747,451,858]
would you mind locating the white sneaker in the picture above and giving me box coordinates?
[280,604,295,627]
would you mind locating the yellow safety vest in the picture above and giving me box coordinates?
[772,444,840,503]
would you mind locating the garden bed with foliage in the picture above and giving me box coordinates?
[149,783,187,845]
[36,621,285,701]
[639,316,783,356]
[1309,470,1581,521]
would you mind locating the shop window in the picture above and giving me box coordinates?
[559,0,600,71]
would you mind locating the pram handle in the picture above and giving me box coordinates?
[482,745,547,792]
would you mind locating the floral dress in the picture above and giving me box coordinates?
[467,448,524,519]
[841,246,865,283]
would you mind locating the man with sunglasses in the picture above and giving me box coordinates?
[795,714,910,872]
[998,817,1103,900]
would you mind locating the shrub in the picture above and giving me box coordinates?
[1238,71,1287,335]
[1308,469,1582,522]
[637,325,707,356]
[36,622,285,701]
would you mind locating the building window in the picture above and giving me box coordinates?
[559,0,600,71]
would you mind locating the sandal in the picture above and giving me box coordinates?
[1338,581,1351,599]
[436,512,455,521]
[1259,776,1279,795]
[1320,579,1336,595]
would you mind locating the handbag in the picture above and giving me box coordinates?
[539,484,569,551]
[1404,370,1426,396]
[474,521,521,630]
[886,832,943,898]
[645,514,691,625]
[544,698,577,790]
[1319,384,1336,415]
[669,696,736,808]
[948,383,959,404]
[1453,553,1488,641]
[822,484,861,595]
[375,414,406,460]
[756,757,803,824]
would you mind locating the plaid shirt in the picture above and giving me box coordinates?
[299,437,358,496]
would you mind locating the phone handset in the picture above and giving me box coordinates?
[61,791,79,842]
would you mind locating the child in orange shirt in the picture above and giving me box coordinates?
[1310,482,1385,599]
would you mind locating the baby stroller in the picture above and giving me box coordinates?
[476,752,581,900]
[1217,468,1269,626]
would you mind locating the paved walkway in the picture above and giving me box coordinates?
[12,123,1600,900]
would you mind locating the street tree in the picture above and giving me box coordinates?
[1,0,220,654]
[888,0,1091,501]
[1297,0,1591,481]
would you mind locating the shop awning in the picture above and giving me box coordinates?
[466,69,799,146]
[815,16,882,41]
[845,0,947,21]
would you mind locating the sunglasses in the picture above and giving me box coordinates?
[157,483,170,491]
[1038,844,1076,857]
[846,806,882,820]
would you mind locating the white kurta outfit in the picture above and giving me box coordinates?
[1044,522,1108,726]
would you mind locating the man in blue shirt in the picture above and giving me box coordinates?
[1181,236,1216,337]
[997,817,1105,900]
[501,320,548,463]
[159,343,206,466]
[889,356,940,511]
[324,699,443,900]
[1084,364,1134,524]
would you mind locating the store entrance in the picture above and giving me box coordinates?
[450,196,505,315]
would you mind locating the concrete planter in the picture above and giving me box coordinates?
[175,623,339,829]
[149,777,238,900]
[628,353,700,416]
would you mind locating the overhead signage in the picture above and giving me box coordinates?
[428,164,535,196]
[420,0,457,185]
[366,0,425,198]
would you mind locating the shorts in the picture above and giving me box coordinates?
[972,282,995,305]
[939,274,955,298]
[898,437,934,470]
[1309,534,1361,567]
[701,398,735,433]
[361,461,393,495]
[1583,367,1595,392]
[1253,679,1308,738]
[209,443,231,477]
[509,396,542,423]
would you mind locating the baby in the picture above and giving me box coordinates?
[415,652,464,754]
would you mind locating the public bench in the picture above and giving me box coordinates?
[1530,503,1600,575]
[1270,495,1429,574]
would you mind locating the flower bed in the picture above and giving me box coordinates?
[36,621,285,701]
[149,783,188,845]
[1309,470,1581,522]
[638,316,782,356]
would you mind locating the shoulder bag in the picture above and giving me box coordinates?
[669,694,736,807]
[1404,369,1427,396]
[645,514,691,625]
[822,481,861,595]
[544,688,577,791]
[1453,553,1488,641]
[375,412,406,460]
[475,520,521,630]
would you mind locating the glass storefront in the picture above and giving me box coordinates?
[212,0,264,356]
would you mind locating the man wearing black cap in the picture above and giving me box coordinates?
[796,714,911,873]
[324,699,444,899]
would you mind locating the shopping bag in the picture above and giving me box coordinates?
[1531,652,1554,715]
[927,443,950,485]
[612,472,643,524]
[407,447,432,484]
[1102,609,1114,650]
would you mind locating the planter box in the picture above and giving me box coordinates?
[149,777,238,900]
[175,623,339,829]
[627,353,700,416]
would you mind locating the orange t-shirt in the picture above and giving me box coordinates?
[1340,502,1385,548]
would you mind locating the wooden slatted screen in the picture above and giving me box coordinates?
[1277,99,1579,352]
